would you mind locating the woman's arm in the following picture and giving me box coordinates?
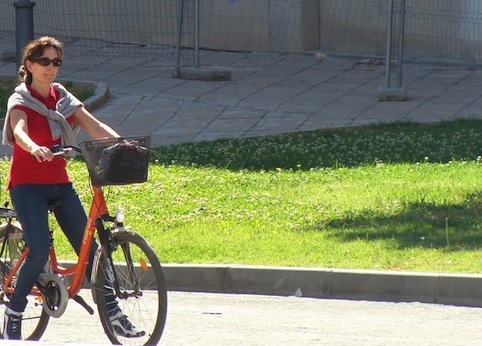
[10,108,53,162]
[72,106,120,139]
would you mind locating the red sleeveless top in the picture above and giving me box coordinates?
[8,85,76,188]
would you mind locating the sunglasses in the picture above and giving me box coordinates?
[34,57,62,67]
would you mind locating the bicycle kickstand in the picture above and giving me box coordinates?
[72,294,94,315]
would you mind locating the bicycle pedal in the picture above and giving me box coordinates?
[0,293,6,305]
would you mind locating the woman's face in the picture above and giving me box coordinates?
[25,46,61,85]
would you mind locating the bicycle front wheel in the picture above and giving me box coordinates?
[92,230,167,346]
[0,223,50,341]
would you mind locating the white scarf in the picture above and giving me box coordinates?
[2,82,82,147]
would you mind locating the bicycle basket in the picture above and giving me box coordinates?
[79,136,151,186]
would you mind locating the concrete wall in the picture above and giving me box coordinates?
[200,0,319,52]
[402,0,482,62]
[319,0,388,55]
[34,0,180,46]
[319,0,482,62]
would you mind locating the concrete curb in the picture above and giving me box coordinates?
[172,66,232,81]
[62,260,482,308]
[0,76,109,115]
[162,264,482,308]
[65,79,109,112]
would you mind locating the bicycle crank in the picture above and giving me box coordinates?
[37,273,68,318]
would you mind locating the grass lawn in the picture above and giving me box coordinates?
[2,76,482,274]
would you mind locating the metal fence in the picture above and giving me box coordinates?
[0,0,15,48]
[322,0,482,67]
[3,1,482,70]
[0,0,197,69]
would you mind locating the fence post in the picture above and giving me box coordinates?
[14,0,35,69]
[172,0,231,81]
[173,0,185,78]
[173,0,200,76]
[379,0,407,101]
[194,0,200,68]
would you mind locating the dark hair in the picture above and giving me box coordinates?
[18,36,64,85]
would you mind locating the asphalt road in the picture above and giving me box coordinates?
[22,289,482,346]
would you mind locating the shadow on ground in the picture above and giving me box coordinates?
[307,195,482,250]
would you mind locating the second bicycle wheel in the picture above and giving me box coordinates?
[0,223,50,341]
[92,230,167,346]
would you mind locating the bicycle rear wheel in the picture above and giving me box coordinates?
[0,223,50,340]
[92,230,167,345]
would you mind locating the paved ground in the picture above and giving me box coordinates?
[2,47,482,153]
[3,42,482,344]
[12,290,482,345]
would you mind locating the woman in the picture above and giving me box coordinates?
[1,36,140,340]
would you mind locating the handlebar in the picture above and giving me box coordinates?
[50,144,81,156]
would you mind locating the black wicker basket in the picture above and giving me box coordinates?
[79,136,151,186]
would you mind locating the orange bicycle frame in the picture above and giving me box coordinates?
[3,185,109,298]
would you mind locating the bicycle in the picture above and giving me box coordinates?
[0,136,168,345]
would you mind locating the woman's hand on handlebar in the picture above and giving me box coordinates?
[31,144,80,162]
[31,145,54,163]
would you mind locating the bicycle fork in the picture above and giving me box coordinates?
[92,217,140,304]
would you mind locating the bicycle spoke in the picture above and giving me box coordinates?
[93,231,167,345]
[0,224,50,340]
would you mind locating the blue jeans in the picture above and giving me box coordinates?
[8,183,97,313]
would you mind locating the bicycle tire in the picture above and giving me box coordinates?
[0,223,50,341]
[92,230,167,346]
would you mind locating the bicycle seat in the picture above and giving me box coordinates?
[47,199,61,213]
